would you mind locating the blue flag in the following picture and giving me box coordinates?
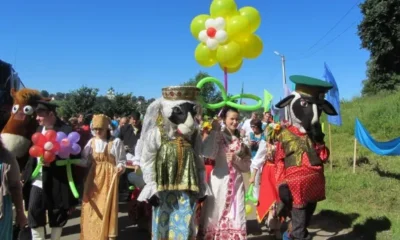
[323,62,342,126]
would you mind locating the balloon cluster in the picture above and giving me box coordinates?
[56,132,81,159]
[29,131,60,163]
[29,131,81,162]
[190,0,263,73]
[245,183,258,216]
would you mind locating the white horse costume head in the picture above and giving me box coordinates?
[275,75,338,142]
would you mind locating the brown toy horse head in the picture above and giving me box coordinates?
[1,88,46,162]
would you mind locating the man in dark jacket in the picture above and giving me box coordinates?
[22,100,79,240]
[119,111,142,199]
[120,111,142,158]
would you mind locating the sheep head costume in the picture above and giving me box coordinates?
[136,86,207,204]
[276,75,337,142]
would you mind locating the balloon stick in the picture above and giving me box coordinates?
[224,67,228,92]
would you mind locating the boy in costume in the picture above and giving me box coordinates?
[274,75,337,240]
[137,86,208,240]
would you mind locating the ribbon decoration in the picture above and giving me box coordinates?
[196,77,262,111]
[245,183,258,203]
[55,159,81,199]
[31,157,43,179]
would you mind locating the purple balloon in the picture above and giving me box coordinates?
[68,132,80,143]
[58,148,70,159]
[71,143,81,155]
[56,132,67,142]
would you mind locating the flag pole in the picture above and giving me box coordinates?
[329,123,333,171]
[353,138,357,173]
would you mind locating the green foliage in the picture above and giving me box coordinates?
[358,0,400,95]
[57,86,99,118]
[181,71,224,117]
[319,91,400,239]
[40,90,50,98]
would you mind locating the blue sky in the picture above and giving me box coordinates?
[1,0,368,104]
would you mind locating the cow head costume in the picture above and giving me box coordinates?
[276,75,338,143]
[136,86,207,204]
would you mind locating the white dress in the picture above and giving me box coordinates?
[199,130,251,239]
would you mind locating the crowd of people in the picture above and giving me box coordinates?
[0,75,335,240]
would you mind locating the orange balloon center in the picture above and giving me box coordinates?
[207,27,217,38]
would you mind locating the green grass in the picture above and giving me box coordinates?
[317,91,400,239]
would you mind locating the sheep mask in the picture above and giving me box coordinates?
[275,75,338,141]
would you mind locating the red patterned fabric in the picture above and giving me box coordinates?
[275,126,330,208]
[256,163,278,222]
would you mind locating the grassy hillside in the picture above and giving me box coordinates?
[318,91,400,239]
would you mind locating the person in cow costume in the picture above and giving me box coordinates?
[274,75,337,240]
[137,86,208,240]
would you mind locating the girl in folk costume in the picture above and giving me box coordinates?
[250,122,282,239]
[1,88,45,170]
[137,86,208,240]
[79,114,126,240]
[273,76,337,240]
[0,138,27,239]
[198,107,252,240]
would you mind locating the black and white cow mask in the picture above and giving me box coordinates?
[161,100,198,137]
[276,91,337,134]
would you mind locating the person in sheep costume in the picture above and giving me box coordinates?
[136,86,208,240]
[274,75,337,240]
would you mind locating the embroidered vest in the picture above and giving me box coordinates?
[277,128,322,168]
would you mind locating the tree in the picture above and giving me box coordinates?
[182,71,224,117]
[57,86,99,118]
[358,0,400,95]
[40,90,50,98]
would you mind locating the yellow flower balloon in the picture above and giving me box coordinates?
[239,7,261,33]
[219,60,242,73]
[216,41,242,67]
[190,0,263,74]
[226,15,251,40]
[190,14,210,39]
[194,43,217,67]
[238,34,263,59]
[210,0,238,18]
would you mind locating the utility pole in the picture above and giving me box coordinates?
[274,51,289,121]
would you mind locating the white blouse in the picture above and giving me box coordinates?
[81,137,127,169]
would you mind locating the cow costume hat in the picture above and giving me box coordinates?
[274,75,337,240]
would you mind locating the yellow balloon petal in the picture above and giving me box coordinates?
[238,34,263,59]
[190,14,210,39]
[210,0,238,18]
[216,41,242,67]
[220,60,242,73]
[226,15,250,39]
[194,43,217,67]
[239,6,261,33]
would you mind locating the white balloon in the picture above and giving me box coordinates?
[214,17,225,30]
[198,30,208,42]
[206,38,219,50]
[205,18,215,29]
[215,30,228,43]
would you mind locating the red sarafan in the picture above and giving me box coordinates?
[1,88,48,170]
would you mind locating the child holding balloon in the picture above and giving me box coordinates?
[79,114,126,240]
